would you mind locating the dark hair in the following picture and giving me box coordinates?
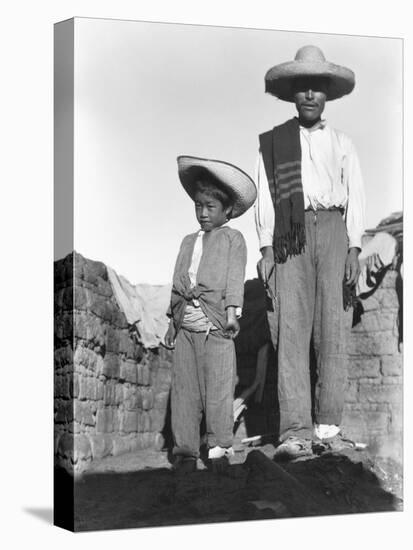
[192,170,234,213]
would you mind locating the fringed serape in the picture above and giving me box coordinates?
[259,118,306,263]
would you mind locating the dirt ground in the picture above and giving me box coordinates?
[64,442,402,532]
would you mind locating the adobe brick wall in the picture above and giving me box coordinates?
[54,253,172,474]
[343,269,402,456]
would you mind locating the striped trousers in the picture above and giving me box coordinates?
[276,210,353,441]
[171,328,236,458]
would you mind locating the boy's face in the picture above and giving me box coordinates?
[292,76,328,126]
[194,190,231,232]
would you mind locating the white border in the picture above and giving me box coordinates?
[1,1,410,548]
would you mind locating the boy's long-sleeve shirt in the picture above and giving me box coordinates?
[169,225,247,333]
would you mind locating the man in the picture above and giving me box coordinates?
[255,45,366,459]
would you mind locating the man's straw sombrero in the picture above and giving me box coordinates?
[177,156,257,218]
[265,45,355,102]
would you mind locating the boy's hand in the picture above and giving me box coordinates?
[164,322,176,349]
[225,307,240,339]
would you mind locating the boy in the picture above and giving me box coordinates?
[165,155,257,472]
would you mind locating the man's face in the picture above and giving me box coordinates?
[292,77,328,126]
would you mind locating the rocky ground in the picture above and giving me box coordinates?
[67,442,403,532]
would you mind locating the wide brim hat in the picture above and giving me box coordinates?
[265,45,355,102]
[177,155,257,218]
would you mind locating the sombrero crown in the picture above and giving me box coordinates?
[265,45,355,102]
[177,156,257,218]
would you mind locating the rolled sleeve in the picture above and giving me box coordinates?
[344,140,366,250]
[225,231,247,309]
[254,151,275,250]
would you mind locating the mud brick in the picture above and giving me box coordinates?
[105,325,120,352]
[360,295,380,312]
[115,383,124,405]
[74,401,95,426]
[89,434,113,459]
[54,374,66,399]
[102,353,120,378]
[347,358,380,379]
[73,311,88,340]
[119,359,137,383]
[132,344,145,363]
[73,346,91,369]
[358,376,381,385]
[153,433,165,451]
[154,390,169,411]
[95,355,104,376]
[150,409,166,432]
[348,331,398,356]
[74,285,90,310]
[141,364,151,386]
[374,287,399,309]
[358,382,402,405]
[143,411,151,432]
[141,432,153,449]
[112,436,131,457]
[137,410,145,432]
[154,368,172,392]
[54,312,74,342]
[344,380,358,403]
[120,411,139,433]
[57,432,74,459]
[148,351,160,370]
[72,373,79,398]
[103,381,117,405]
[380,270,397,287]
[382,376,402,385]
[119,330,135,355]
[141,388,154,410]
[352,311,397,333]
[88,294,112,322]
[78,375,92,400]
[124,388,141,410]
[129,436,143,452]
[54,345,73,370]
[159,346,173,364]
[113,410,121,432]
[96,379,104,400]
[381,354,403,376]
[96,408,114,433]
[389,406,402,432]
[74,435,92,462]
[55,399,73,424]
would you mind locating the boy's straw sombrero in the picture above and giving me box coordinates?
[265,45,355,102]
[177,156,257,218]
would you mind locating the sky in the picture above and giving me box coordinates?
[69,17,403,285]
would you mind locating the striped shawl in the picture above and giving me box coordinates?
[259,118,306,263]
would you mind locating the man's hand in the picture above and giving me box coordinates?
[257,246,275,283]
[345,247,361,286]
[164,321,176,349]
[225,307,240,339]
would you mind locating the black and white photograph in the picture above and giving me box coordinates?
[2,2,411,548]
[53,16,403,531]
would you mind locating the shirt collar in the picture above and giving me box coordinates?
[297,118,327,132]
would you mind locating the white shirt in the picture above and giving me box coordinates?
[254,120,366,250]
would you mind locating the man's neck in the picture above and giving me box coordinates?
[297,117,325,130]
